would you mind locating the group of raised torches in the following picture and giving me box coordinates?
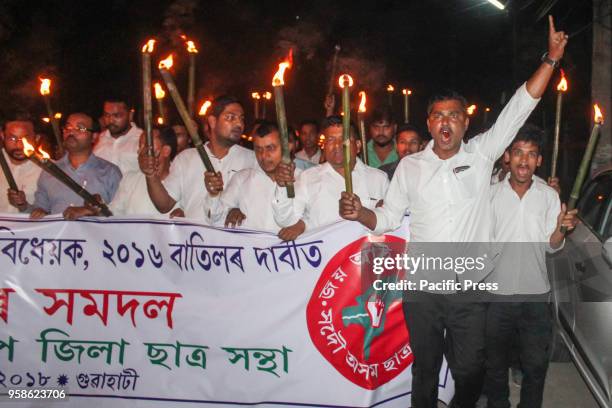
[0,30,605,243]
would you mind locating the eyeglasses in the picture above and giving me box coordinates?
[428,112,464,122]
[221,113,245,123]
[63,124,94,133]
[4,136,24,143]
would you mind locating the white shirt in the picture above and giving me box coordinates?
[373,83,539,242]
[164,144,257,220]
[0,151,42,214]
[94,123,142,176]
[109,171,163,216]
[295,149,321,164]
[273,160,389,230]
[487,176,562,295]
[204,166,301,233]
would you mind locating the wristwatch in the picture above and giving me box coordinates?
[541,52,560,68]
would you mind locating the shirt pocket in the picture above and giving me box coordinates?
[453,166,479,200]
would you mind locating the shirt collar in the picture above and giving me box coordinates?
[59,153,98,171]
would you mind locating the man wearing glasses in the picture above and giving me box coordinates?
[141,95,257,219]
[27,113,122,219]
[339,16,568,408]
[1,118,42,213]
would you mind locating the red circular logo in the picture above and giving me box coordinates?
[306,235,412,389]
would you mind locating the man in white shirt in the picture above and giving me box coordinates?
[339,17,568,408]
[203,121,303,238]
[485,125,577,408]
[295,120,321,164]
[142,96,256,220]
[94,98,143,176]
[64,126,178,219]
[274,115,389,239]
[1,119,42,213]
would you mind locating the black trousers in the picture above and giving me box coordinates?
[403,291,487,408]
[484,301,552,408]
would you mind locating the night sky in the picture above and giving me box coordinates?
[0,0,596,190]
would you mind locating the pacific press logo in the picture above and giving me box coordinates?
[306,235,412,389]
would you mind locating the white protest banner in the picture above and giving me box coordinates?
[0,215,453,407]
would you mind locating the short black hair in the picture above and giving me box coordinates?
[510,123,544,153]
[427,90,468,115]
[396,124,422,140]
[158,126,178,161]
[370,106,395,124]
[321,115,357,140]
[210,95,242,118]
[103,96,132,110]
[254,120,279,138]
[299,119,319,133]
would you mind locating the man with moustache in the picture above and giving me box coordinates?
[379,124,424,179]
[204,121,304,239]
[142,96,256,219]
[366,106,398,169]
[273,115,388,240]
[28,113,121,219]
[339,16,568,408]
[1,118,42,213]
[94,97,142,175]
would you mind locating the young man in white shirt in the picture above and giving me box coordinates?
[485,125,577,408]
[142,96,256,220]
[2,119,42,213]
[203,121,303,239]
[274,115,389,239]
[295,120,321,164]
[94,98,143,176]
[339,17,568,408]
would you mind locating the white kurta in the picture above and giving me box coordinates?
[93,123,142,176]
[164,144,257,220]
[110,171,164,216]
[0,151,42,214]
[272,160,389,230]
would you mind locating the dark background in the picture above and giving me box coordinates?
[0,0,598,194]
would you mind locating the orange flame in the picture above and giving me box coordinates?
[594,104,604,124]
[485,107,491,112]
[358,91,367,113]
[556,69,568,92]
[263,91,272,100]
[42,117,50,123]
[154,83,165,99]
[141,39,156,53]
[22,138,36,157]
[386,84,394,92]
[252,92,261,100]
[37,146,50,160]
[402,88,412,95]
[185,40,198,54]
[467,105,477,115]
[54,112,62,119]
[198,100,212,116]
[158,55,174,70]
[338,74,354,88]
[39,78,51,95]
[157,117,164,125]
[272,50,293,87]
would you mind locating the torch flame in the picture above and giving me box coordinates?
[154,83,166,100]
[402,88,412,95]
[467,105,477,115]
[557,69,568,92]
[37,146,50,160]
[263,91,272,100]
[485,107,491,112]
[338,74,354,88]
[252,92,261,100]
[141,39,156,53]
[594,104,604,124]
[272,62,291,87]
[39,78,51,95]
[54,112,62,119]
[22,138,36,157]
[157,117,164,125]
[42,117,50,123]
[185,40,198,54]
[198,100,212,116]
[159,55,174,70]
[358,91,367,113]
[386,84,394,92]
